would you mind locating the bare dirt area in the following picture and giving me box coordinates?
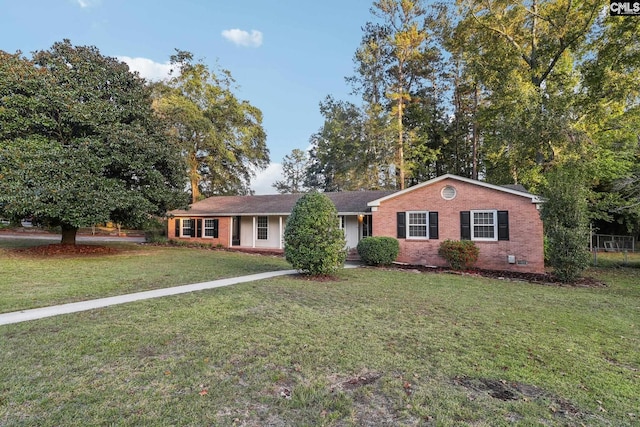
[453,376,601,424]
[12,244,121,257]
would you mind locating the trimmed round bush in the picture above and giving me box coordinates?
[438,239,479,270]
[284,192,346,275]
[357,236,399,266]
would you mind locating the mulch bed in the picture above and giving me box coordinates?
[389,263,607,287]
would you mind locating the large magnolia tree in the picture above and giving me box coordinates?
[0,41,188,244]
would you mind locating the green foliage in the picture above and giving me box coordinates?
[306,97,396,191]
[545,226,592,283]
[143,217,167,243]
[273,149,309,194]
[541,165,592,282]
[0,41,188,244]
[284,193,346,275]
[438,239,479,270]
[152,50,269,200]
[357,236,399,266]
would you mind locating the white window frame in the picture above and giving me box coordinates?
[471,210,498,241]
[203,219,217,238]
[257,216,268,240]
[338,215,345,230]
[181,219,194,238]
[406,211,429,239]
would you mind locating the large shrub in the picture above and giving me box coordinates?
[541,164,591,282]
[357,237,399,266]
[284,193,346,275]
[438,239,479,270]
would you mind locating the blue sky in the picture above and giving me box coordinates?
[1,0,375,193]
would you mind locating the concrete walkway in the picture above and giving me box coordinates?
[0,270,298,326]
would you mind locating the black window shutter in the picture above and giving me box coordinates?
[196,219,202,238]
[174,219,180,238]
[460,211,471,240]
[189,220,196,237]
[497,211,509,241]
[397,212,406,238]
[429,212,439,239]
[213,219,219,238]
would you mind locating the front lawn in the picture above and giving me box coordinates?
[0,242,290,313]
[1,252,638,426]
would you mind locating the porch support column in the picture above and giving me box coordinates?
[278,216,283,249]
[252,216,256,248]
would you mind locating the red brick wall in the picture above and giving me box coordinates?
[167,216,231,247]
[372,178,545,273]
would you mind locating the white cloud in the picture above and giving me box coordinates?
[221,29,263,48]
[251,163,283,195]
[76,0,100,8]
[118,56,172,82]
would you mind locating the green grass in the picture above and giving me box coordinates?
[0,241,290,313]
[592,250,640,269]
[0,242,639,426]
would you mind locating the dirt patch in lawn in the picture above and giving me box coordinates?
[389,264,607,287]
[453,376,594,422]
[12,244,121,257]
[330,371,383,392]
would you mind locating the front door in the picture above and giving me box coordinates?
[232,216,241,246]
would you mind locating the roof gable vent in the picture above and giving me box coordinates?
[441,185,457,200]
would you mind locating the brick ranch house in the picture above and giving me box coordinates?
[167,174,545,273]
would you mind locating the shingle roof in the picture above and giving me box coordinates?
[169,190,396,217]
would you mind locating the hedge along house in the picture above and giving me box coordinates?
[367,174,544,273]
[167,190,395,252]
[167,174,544,273]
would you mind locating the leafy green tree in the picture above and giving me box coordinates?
[284,193,346,275]
[354,0,438,189]
[152,50,269,201]
[0,42,187,245]
[305,97,396,191]
[453,0,607,189]
[540,164,591,282]
[273,149,309,194]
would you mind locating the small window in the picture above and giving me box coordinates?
[407,211,428,238]
[204,219,218,238]
[471,210,497,241]
[362,215,372,237]
[338,216,345,229]
[441,185,457,200]
[182,219,194,237]
[257,216,268,240]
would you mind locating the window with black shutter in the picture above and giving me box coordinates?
[460,211,471,240]
[397,212,406,238]
[204,219,219,238]
[497,211,509,241]
[397,211,438,239]
[429,212,439,239]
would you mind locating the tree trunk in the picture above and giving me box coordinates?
[472,84,479,180]
[397,96,405,190]
[188,151,200,204]
[61,223,78,245]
